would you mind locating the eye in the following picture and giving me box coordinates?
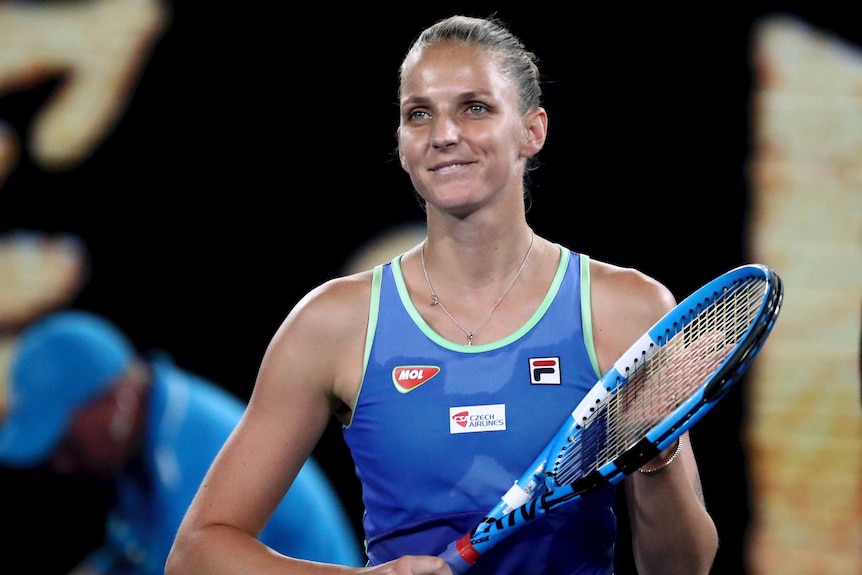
[405,109,430,122]
[466,103,488,115]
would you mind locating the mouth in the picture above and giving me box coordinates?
[429,161,473,174]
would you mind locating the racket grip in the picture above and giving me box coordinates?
[439,538,475,575]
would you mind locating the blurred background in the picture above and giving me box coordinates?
[0,2,859,573]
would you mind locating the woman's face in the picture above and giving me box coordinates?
[397,42,542,216]
[49,380,139,478]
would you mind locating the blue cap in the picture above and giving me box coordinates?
[0,311,134,466]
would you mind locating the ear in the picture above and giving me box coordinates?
[521,106,548,158]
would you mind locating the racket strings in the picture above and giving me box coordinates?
[552,276,768,486]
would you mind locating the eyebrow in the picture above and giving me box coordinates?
[400,90,496,108]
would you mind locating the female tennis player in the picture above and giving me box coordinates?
[167,14,719,575]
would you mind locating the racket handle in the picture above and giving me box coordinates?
[439,537,478,575]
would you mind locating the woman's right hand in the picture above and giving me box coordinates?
[360,555,454,574]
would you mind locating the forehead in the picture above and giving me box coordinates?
[400,42,512,103]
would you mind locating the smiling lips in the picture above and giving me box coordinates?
[429,161,473,173]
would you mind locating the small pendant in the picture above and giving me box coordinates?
[467,333,474,346]
[431,294,439,306]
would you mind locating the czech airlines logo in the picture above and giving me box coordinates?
[530,357,561,385]
[450,404,506,434]
[393,366,440,393]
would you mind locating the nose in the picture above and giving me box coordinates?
[429,114,459,148]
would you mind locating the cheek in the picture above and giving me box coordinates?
[488,124,526,158]
[67,407,113,452]
[398,134,417,164]
[398,139,426,185]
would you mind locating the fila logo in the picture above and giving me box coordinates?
[530,357,561,385]
[392,366,440,393]
[449,404,506,434]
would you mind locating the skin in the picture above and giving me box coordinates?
[49,363,149,480]
[166,40,718,575]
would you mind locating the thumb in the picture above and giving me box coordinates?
[410,556,454,574]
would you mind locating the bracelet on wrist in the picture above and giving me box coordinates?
[638,436,683,475]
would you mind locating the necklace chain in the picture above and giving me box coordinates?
[420,231,535,346]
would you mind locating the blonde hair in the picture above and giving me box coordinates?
[399,15,543,116]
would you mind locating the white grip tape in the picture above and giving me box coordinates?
[501,483,532,510]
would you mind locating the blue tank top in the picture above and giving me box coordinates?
[343,247,617,575]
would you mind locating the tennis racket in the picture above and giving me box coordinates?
[439,263,783,574]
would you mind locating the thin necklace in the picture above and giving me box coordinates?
[420,231,535,346]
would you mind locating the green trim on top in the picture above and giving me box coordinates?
[345,264,384,430]
[392,245,570,352]
[580,254,601,378]
[365,265,383,372]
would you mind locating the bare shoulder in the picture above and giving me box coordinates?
[277,269,374,366]
[290,269,374,328]
[261,269,374,411]
[589,259,676,317]
[588,259,677,371]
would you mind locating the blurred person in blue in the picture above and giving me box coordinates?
[0,310,365,575]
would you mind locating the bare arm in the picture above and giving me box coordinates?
[165,273,454,575]
[590,261,719,575]
[166,275,356,574]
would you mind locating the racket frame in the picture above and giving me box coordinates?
[441,263,783,574]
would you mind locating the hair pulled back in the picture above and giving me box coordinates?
[399,15,543,116]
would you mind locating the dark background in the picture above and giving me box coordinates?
[1,4,859,573]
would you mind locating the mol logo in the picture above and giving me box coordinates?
[392,365,440,393]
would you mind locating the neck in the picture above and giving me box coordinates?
[422,224,535,281]
[420,229,535,345]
